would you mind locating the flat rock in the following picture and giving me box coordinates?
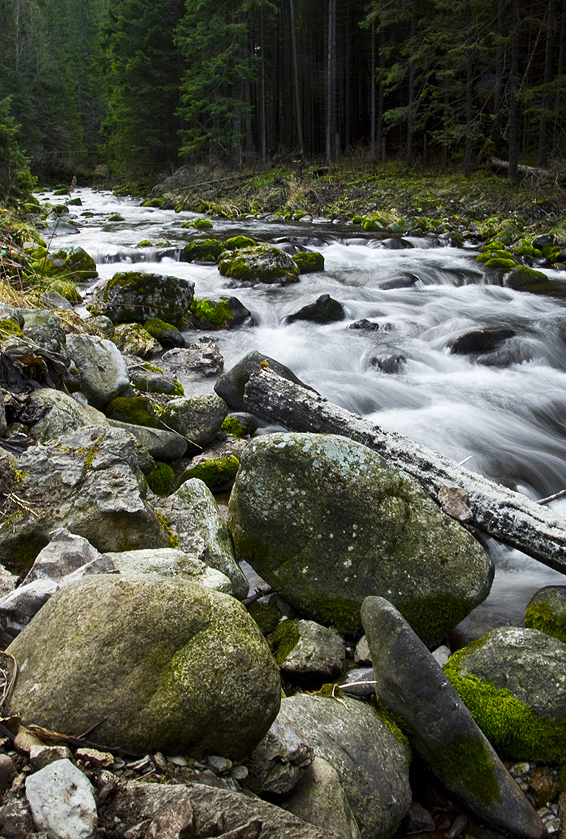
[361,596,544,839]
[110,548,233,594]
[107,419,188,461]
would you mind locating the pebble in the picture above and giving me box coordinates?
[167,755,188,767]
[25,759,98,839]
[447,814,468,838]
[207,755,232,773]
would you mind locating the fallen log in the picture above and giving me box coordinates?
[243,368,566,574]
[490,157,566,185]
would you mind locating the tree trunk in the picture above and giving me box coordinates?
[508,0,520,181]
[326,0,337,161]
[243,369,566,573]
[288,0,304,152]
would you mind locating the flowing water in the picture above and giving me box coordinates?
[38,187,566,639]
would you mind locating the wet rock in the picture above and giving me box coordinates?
[66,333,130,409]
[158,393,228,451]
[154,478,249,600]
[8,576,281,758]
[162,341,223,378]
[348,319,380,332]
[28,388,110,441]
[215,350,311,412]
[87,271,195,328]
[108,420,188,461]
[245,713,313,795]
[275,693,411,839]
[189,295,253,329]
[450,328,515,355]
[110,547,233,594]
[218,244,300,285]
[25,759,98,839]
[361,596,544,839]
[285,294,346,324]
[380,273,419,289]
[381,238,414,250]
[284,756,361,839]
[271,619,346,679]
[370,353,406,374]
[143,317,185,349]
[0,426,169,575]
[112,322,162,358]
[228,432,493,644]
[180,238,225,263]
[292,251,325,274]
[525,585,566,643]
[444,625,566,764]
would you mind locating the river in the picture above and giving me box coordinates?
[39,187,566,640]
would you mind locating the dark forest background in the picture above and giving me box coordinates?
[0,0,564,186]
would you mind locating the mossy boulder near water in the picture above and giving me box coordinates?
[86,272,194,328]
[228,433,493,645]
[218,244,300,285]
[6,575,281,757]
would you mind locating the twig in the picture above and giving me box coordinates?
[339,679,376,690]
[242,585,272,606]
[537,489,566,506]
[458,455,473,466]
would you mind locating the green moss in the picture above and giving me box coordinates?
[182,239,225,263]
[435,735,500,803]
[225,235,257,250]
[308,683,346,699]
[247,601,282,635]
[396,595,473,649]
[444,651,566,763]
[525,601,566,645]
[155,510,179,548]
[146,461,175,497]
[10,532,47,575]
[178,455,240,493]
[484,257,517,272]
[105,396,159,428]
[45,279,82,303]
[190,218,213,230]
[190,297,233,326]
[271,619,300,664]
[171,380,184,396]
[221,416,248,439]
[143,317,180,339]
[0,318,23,339]
[143,362,164,374]
[108,213,124,222]
[293,251,325,274]
[140,198,164,208]
[136,240,153,247]
[218,245,299,284]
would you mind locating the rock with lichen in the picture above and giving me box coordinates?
[228,432,493,645]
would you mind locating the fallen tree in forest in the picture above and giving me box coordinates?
[243,368,566,574]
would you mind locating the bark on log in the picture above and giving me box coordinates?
[243,368,566,573]
[490,157,566,184]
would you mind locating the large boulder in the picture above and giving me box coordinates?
[361,597,544,839]
[66,333,130,409]
[215,351,311,412]
[21,310,68,358]
[109,547,233,594]
[28,388,109,441]
[158,393,228,451]
[228,433,493,645]
[154,479,249,600]
[0,427,169,575]
[218,245,300,285]
[274,693,411,839]
[7,575,281,758]
[86,271,194,328]
[444,626,566,764]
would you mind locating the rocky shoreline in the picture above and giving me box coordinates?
[0,195,565,839]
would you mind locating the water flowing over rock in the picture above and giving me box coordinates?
[228,432,493,645]
[7,575,281,758]
[361,596,544,839]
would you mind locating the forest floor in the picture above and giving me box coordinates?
[150,159,566,234]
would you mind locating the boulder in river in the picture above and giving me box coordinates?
[86,271,195,328]
[215,350,312,412]
[292,251,325,274]
[190,295,253,329]
[7,575,281,757]
[361,596,545,839]
[218,244,300,285]
[228,432,493,645]
[450,327,515,355]
[525,584,566,643]
[444,625,566,763]
[285,294,346,324]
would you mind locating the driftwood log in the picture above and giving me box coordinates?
[243,368,566,574]
[490,157,566,185]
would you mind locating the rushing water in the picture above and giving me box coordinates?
[38,187,566,639]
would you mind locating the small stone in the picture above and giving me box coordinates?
[510,762,531,778]
[29,745,73,771]
[231,764,249,781]
[431,644,451,668]
[75,747,114,768]
[167,755,188,767]
[207,755,232,773]
[153,752,168,772]
[447,814,468,838]
[400,801,436,834]
[0,754,16,790]
[354,635,371,665]
[528,767,559,808]
[25,759,97,839]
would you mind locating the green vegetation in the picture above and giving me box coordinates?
[178,455,240,493]
[190,297,233,326]
[146,461,175,497]
[293,252,325,274]
[104,395,159,428]
[270,619,300,665]
[221,416,248,439]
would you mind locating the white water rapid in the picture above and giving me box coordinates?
[39,187,566,640]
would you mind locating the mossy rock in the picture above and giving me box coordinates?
[178,455,240,493]
[525,586,566,644]
[136,240,153,248]
[225,235,257,250]
[293,252,325,274]
[30,245,98,282]
[444,626,566,763]
[146,461,176,496]
[140,198,164,208]
[105,396,159,428]
[504,266,566,298]
[108,213,124,222]
[112,322,162,358]
[86,272,194,328]
[143,317,184,349]
[44,279,82,303]
[221,416,248,439]
[182,218,213,230]
[0,318,23,340]
[351,215,363,224]
[271,619,300,664]
[181,239,225,263]
[362,218,386,232]
[218,245,300,285]
[191,297,233,326]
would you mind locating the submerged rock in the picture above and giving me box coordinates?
[8,575,281,757]
[228,432,493,645]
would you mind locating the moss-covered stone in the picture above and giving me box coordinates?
[484,257,517,272]
[178,455,240,493]
[225,235,257,250]
[0,318,23,340]
[105,396,159,428]
[504,265,566,298]
[221,416,248,439]
[293,251,325,274]
[140,198,165,208]
[181,239,225,263]
[218,245,300,285]
[444,627,566,763]
[86,271,194,328]
[136,240,153,247]
[146,461,176,496]
[525,586,566,644]
[190,297,233,326]
[45,279,82,303]
[183,218,213,230]
[271,619,300,664]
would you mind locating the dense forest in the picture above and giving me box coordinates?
[0,0,564,190]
